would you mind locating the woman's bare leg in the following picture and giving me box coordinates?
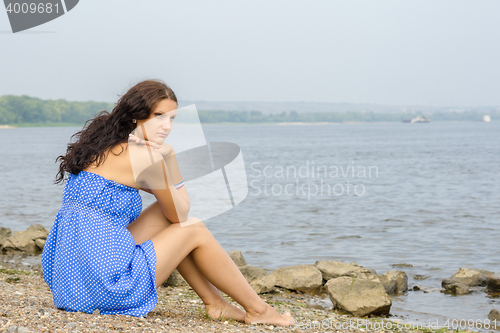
[127,202,245,321]
[149,217,294,326]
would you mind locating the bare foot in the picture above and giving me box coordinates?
[245,303,296,326]
[205,299,246,322]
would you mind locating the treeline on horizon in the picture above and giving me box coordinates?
[0,95,496,126]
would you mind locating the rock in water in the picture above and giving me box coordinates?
[2,235,38,254]
[441,283,471,295]
[239,265,275,294]
[272,265,323,293]
[1,225,49,254]
[227,250,247,266]
[325,276,392,317]
[378,270,408,294]
[24,225,49,241]
[250,274,276,294]
[0,227,12,238]
[442,268,494,287]
[314,260,371,280]
[0,227,12,252]
[488,309,500,321]
[487,274,500,292]
[239,265,269,282]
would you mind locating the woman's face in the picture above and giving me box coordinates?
[135,98,178,145]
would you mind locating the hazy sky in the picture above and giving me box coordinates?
[1,0,499,107]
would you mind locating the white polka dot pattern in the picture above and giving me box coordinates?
[41,171,157,317]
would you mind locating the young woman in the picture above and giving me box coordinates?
[41,79,295,326]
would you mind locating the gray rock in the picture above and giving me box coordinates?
[325,276,392,317]
[162,269,188,287]
[352,271,381,282]
[314,260,371,281]
[441,283,471,295]
[65,322,78,329]
[238,265,275,294]
[23,224,49,241]
[1,225,49,254]
[442,268,494,287]
[0,227,11,238]
[378,270,408,294]
[488,309,500,321]
[412,285,440,293]
[250,274,276,294]
[35,239,45,250]
[227,250,247,266]
[0,227,12,252]
[6,327,31,333]
[271,265,323,293]
[2,236,38,254]
[487,274,500,292]
[239,265,269,282]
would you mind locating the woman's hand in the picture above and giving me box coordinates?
[128,133,174,157]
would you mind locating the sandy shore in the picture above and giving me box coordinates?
[0,265,472,333]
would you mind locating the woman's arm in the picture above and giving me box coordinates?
[134,145,190,223]
[163,151,190,208]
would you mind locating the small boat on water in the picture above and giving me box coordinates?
[402,115,430,123]
[411,115,430,123]
[481,115,491,122]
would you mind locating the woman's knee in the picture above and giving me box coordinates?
[180,217,213,239]
[180,216,206,228]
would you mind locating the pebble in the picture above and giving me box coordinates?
[7,327,31,333]
[66,322,78,329]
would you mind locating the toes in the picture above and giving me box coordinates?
[283,312,296,325]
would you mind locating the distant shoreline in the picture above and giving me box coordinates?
[1,120,495,128]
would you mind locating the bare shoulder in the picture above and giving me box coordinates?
[128,143,164,178]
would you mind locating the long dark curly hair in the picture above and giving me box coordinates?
[55,79,178,184]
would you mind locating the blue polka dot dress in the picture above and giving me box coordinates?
[41,171,157,317]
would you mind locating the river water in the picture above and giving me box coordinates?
[1,122,499,327]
